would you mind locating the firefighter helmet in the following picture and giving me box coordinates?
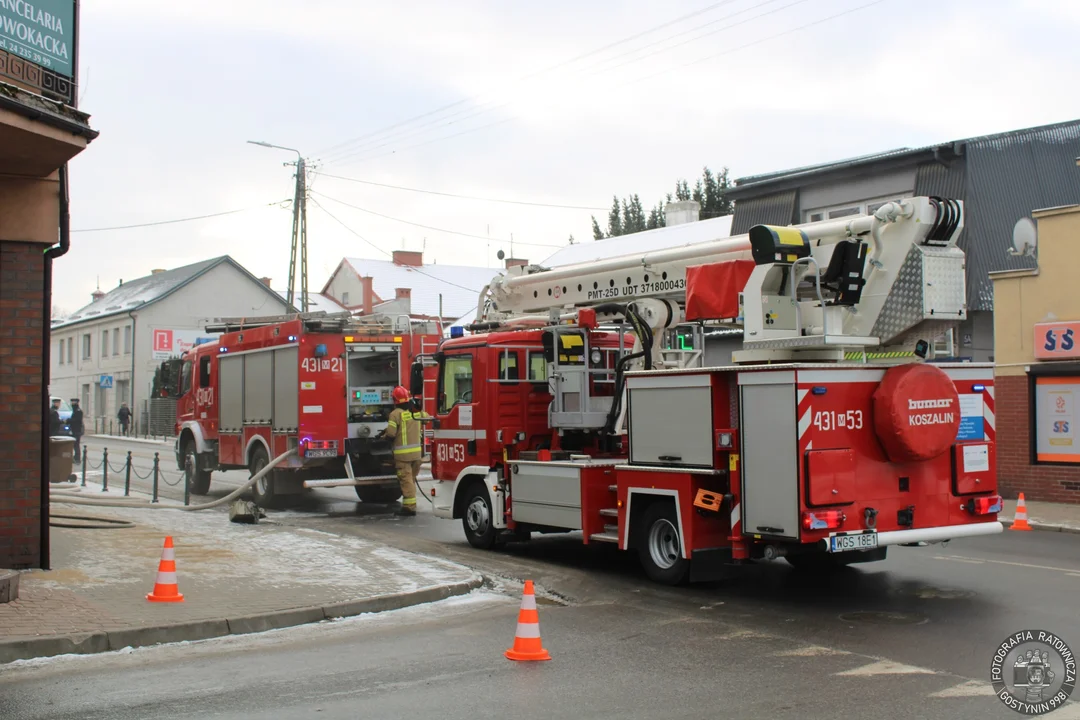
[392,386,411,403]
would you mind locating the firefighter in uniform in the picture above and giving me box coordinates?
[383,386,427,516]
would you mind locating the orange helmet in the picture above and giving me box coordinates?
[392,386,411,403]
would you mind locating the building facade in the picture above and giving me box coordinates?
[50,257,293,432]
[990,204,1080,504]
[0,0,96,569]
[727,119,1080,362]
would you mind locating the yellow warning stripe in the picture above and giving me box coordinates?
[844,351,917,359]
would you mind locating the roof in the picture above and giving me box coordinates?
[338,258,499,321]
[274,290,348,314]
[539,214,733,267]
[730,118,1080,198]
[53,256,293,330]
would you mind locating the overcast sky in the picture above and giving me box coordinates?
[53,0,1080,314]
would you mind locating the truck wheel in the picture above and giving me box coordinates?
[637,502,690,585]
[462,483,497,550]
[182,442,212,496]
[354,486,402,504]
[249,447,276,507]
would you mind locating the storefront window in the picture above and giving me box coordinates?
[1032,374,1080,464]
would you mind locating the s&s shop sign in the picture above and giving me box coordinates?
[1035,321,1080,360]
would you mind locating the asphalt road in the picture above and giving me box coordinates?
[53,435,1080,718]
[4,589,1077,720]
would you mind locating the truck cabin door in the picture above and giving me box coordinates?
[433,352,480,479]
[177,356,195,421]
[193,354,215,429]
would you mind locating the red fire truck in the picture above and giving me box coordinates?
[170,312,440,506]
[416,196,1003,584]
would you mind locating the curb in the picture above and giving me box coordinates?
[85,435,174,447]
[0,575,484,665]
[1000,517,1080,535]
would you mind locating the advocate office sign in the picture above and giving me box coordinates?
[0,0,74,78]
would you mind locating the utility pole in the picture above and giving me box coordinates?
[248,140,310,312]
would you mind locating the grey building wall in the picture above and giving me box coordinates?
[729,190,798,235]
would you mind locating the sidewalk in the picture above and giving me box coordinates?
[84,433,174,447]
[998,497,1080,534]
[0,489,482,664]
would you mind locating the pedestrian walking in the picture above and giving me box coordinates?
[117,402,131,436]
[69,398,84,462]
[381,386,427,516]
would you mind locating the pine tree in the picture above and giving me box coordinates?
[675,179,691,201]
[715,166,734,216]
[607,196,623,238]
[591,217,604,240]
[646,202,666,230]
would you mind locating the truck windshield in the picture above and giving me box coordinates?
[439,355,473,413]
[180,360,193,396]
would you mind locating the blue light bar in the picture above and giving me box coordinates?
[812,386,827,395]
[450,326,464,338]
[972,384,986,392]
[314,344,328,357]
[287,335,298,342]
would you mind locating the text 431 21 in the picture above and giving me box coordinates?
[301,357,342,373]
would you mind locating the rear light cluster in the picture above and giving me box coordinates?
[300,439,337,457]
[966,495,1003,516]
[802,510,846,531]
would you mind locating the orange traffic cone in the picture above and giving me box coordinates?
[146,536,185,602]
[505,580,551,662]
[1010,494,1032,531]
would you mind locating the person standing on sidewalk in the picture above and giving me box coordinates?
[48,398,63,436]
[117,402,131,436]
[69,398,84,463]
[381,386,427,517]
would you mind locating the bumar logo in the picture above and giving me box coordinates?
[991,630,1076,715]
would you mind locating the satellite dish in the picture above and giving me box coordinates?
[497,249,506,260]
[1011,217,1038,257]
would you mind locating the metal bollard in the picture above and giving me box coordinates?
[184,457,190,507]
[152,452,160,503]
[81,445,87,486]
[102,447,108,492]
[125,451,132,497]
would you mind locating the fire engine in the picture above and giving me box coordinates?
[412,196,1004,584]
[169,312,441,506]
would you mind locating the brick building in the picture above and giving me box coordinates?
[990,204,1080,504]
[0,0,97,568]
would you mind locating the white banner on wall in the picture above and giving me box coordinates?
[1034,377,1080,463]
[150,328,218,360]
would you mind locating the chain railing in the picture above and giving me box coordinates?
[78,446,191,506]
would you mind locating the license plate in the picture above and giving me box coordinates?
[829,532,878,553]
[305,448,338,458]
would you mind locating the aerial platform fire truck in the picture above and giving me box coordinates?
[413,196,1003,584]
[169,312,441,506]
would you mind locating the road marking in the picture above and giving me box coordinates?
[835,660,936,676]
[935,554,1080,576]
[776,645,850,657]
[929,680,996,698]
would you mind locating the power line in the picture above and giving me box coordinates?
[310,199,484,294]
[325,0,809,168]
[312,190,566,248]
[330,1,886,167]
[312,170,607,211]
[314,1,739,163]
[71,200,291,232]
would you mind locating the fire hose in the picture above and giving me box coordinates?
[49,448,297,512]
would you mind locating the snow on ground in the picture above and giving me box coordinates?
[0,590,514,677]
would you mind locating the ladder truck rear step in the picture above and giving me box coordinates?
[589,532,619,543]
[599,508,619,517]
[608,485,617,493]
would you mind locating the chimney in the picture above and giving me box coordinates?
[395,288,411,300]
[260,277,272,287]
[150,268,166,275]
[360,276,374,315]
[504,257,528,269]
[392,250,423,267]
[91,289,106,302]
[663,200,701,226]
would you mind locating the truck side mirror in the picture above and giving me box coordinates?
[410,361,424,397]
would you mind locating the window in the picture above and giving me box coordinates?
[180,359,193,396]
[528,352,547,382]
[1031,374,1080,465]
[82,334,91,359]
[113,327,120,355]
[124,326,132,354]
[68,336,73,364]
[102,330,109,357]
[438,355,473,413]
[499,351,519,381]
[58,339,64,364]
[803,195,910,224]
[199,355,211,387]
[341,291,350,306]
